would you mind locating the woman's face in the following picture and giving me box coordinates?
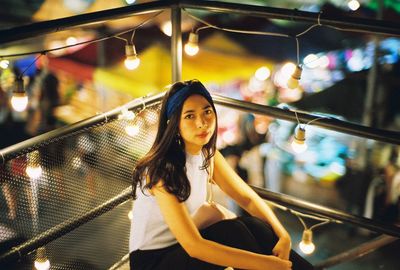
[178,94,216,154]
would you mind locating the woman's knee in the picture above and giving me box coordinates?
[237,216,278,251]
[200,218,262,253]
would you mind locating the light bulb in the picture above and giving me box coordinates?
[119,108,135,120]
[11,77,29,112]
[11,93,28,112]
[287,65,302,89]
[26,166,43,179]
[299,229,315,255]
[161,21,172,36]
[124,56,140,70]
[184,32,199,56]
[125,124,140,137]
[348,0,360,11]
[125,44,140,70]
[0,59,9,69]
[128,210,133,220]
[34,247,50,270]
[291,126,307,154]
[255,66,271,81]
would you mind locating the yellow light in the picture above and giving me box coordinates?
[26,166,43,179]
[291,126,307,154]
[11,93,28,112]
[34,260,50,270]
[125,125,140,137]
[299,229,315,255]
[255,66,271,81]
[11,77,29,112]
[119,108,136,120]
[66,36,78,46]
[287,65,302,89]
[128,210,133,220]
[184,32,199,56]
[124,44,140,70]
[281,62,296,75]
[34,247,50,270]
[0,59,9,69]
[161,21,172,36]
[348,0,360,11]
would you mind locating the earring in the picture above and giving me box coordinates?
[176,133,182,146]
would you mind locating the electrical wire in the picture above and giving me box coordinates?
[184,9,290,38]
[0,11,163,59]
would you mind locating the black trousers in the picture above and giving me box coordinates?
[130,216,314,270]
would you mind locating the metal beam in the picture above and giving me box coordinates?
[1,0,400,45]
[0,1,173,45]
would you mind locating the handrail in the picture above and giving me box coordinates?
[251,185,400,238]
[0,188,132,265]
[1,0,400,45]
[2,92,399,164]
[212,94,400,145]
[314,235,398,269]
[0,92,164,163]
[1,184,399,265]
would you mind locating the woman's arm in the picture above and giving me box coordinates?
[212,150,292,260]
[152,182,291,270]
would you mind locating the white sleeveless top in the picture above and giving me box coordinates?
[129,152,208,251]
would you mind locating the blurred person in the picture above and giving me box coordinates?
[130,80,313,270]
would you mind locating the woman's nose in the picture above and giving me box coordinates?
[196,116,206,128]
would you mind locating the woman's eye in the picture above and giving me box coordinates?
[184,114,194,119]
[205,109,213,115]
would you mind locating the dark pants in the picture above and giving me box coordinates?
[130,216,314,270]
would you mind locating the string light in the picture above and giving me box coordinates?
[26,151,43,179]
[11,77,29,112]
[184,32,199,56]
[266,201,336,256]
[348,0,361,11]
[254,66,271,81]
[124,44,140,70]
[118,98,146,137]
[292,125,307,154]
[34,247,50,270]
[115,30,141,70]
[291,111,326,154]
[287,37,303,89]
[0,59,9,69]
[299,229,315,254]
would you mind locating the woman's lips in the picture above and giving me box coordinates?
[197,131,209,138]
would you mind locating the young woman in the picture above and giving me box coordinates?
[130,80,313,270]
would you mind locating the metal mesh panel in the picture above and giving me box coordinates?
[0,104,160,270]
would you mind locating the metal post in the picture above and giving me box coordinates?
[171,6,182,82]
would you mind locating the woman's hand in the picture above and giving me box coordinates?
[272,235,292,260]
[267,255,292,270]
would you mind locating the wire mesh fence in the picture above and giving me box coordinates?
[0,104,160,270]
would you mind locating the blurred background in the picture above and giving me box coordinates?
[0,1,400,269]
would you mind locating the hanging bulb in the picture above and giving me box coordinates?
[291,125,307,154]
[11,77,29,112]
[124,44,140,70]
[287,65,302,89]
[299,229,315,255]
[26,151,43,179]
[119,107,136,120]
[348,0,360,11]
[34,247,50,270]
[0,59,9,69]
[184,32,199,56]
[125,124,140,137]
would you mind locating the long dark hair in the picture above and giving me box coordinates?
[132,80,218,202]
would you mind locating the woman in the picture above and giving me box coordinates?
[130,80,313,270]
